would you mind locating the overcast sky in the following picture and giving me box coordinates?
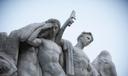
[0,0,128,76]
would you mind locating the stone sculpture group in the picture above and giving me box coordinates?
[0,11,117,76]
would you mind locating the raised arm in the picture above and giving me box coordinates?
[55,10,76,44]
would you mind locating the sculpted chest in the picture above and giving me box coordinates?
[40,39,62,54]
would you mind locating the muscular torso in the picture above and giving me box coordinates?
[38,39,62,64]
[73,47,91,76]
[38,39,65,76]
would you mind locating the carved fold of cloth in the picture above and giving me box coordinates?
[10,22,54,46]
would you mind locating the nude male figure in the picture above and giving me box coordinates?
[73,32,94,76]
[60,32,96,76]
[37,19,65,76]
[37,18,75,76]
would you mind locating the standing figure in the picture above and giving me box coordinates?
[37,11,76,76]
[73,32,94,76]
[9,10,75,76]
[37,17,75,76]
[37,19,66,76]
[60,32,97,76]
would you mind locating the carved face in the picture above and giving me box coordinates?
[51,23,60,37]
[78,32,93,46]
[38,22,60,40]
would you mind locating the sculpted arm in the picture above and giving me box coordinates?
[55,10,76,44]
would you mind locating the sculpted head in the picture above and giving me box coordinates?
[98,50,112,60]
[38,18,61,40]
[77,32,93,47]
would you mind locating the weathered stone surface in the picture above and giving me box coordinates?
[17,42,42,76]
[0,11,117,76]
[72,32,94,76]
[10,18,67,76]
[92,50,117,76]
[0,32,18,76]
[38,39,65,76]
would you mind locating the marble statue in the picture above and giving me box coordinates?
[37,11,76,76]
[62,32,96,76]
[9,10,75,76]
[73,32,93,76]
[0,11,117,76]
[37,24,66,76]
